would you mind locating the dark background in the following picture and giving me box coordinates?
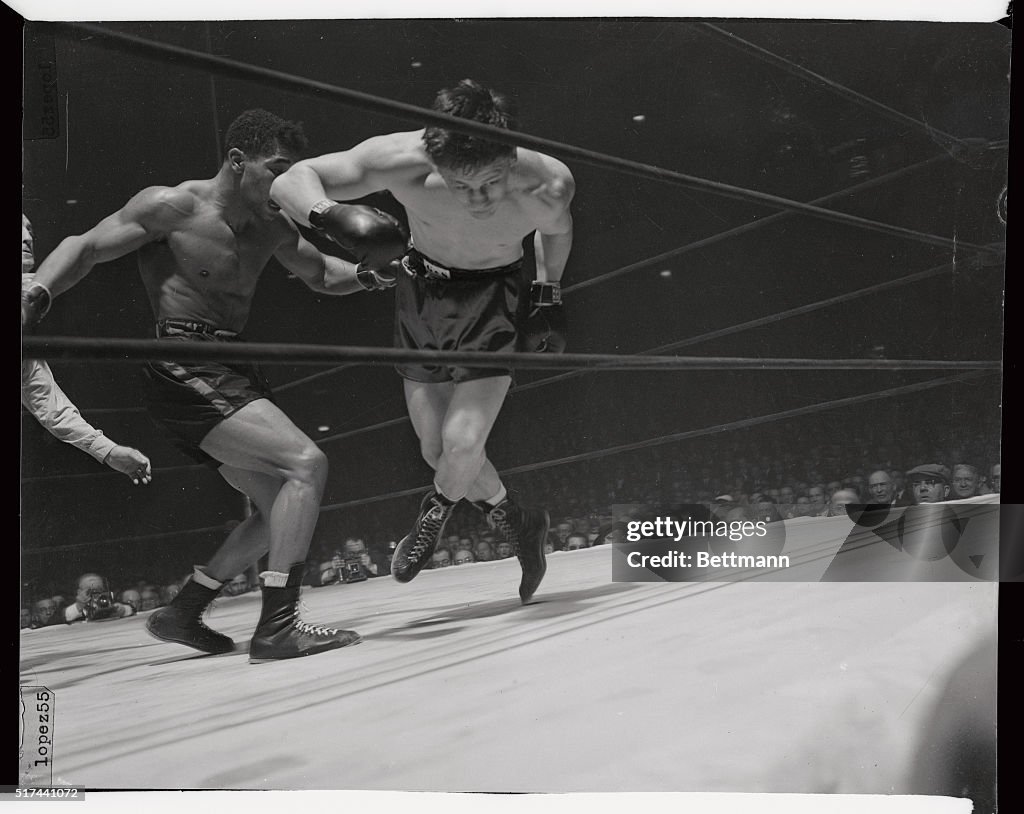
[20,19,1009,592]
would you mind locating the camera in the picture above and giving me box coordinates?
[84,591,119,621]
[341,558,367,584]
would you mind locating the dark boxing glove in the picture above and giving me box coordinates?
[308,200,407,270]
[521,280,567,354]
[355,259,401,292]
[21,280,52,332]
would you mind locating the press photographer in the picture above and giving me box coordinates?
[64,573,136,623]
[337,538,386,582]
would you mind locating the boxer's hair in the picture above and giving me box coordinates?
[423,79,518,171]
[224,109,308,159]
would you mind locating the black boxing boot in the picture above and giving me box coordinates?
[475,495,549,603]
[146,569,235,655]
[391,490,457,583]
[248,564,361,663]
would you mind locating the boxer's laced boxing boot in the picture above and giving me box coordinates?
[249,564,361,663]
[475,494,549,603]
[391,490,457,583]
[146,569,235,655]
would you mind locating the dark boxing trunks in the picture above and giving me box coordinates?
[143,320,274,465]
[395,248,527,383]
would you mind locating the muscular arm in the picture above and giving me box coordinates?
[533,212,574,283]
[531,169,576,284]
[271,133,418,227]
[32,187,188,298]
[273,227,367,296]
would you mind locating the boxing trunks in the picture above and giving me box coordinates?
[395,248,528,383]
[143,320,274,465]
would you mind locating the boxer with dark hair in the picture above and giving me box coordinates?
[273,79,576,604]
[24,108,407,662]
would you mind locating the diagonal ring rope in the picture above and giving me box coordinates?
[22,369,994,548]
[692,23,974,149]
[315,370,996,512]
[19,254,995,483]
[51,22,1003,259]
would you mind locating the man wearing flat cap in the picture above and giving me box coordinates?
[906,464,952,504]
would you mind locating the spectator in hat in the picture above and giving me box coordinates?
[906,464,951,505]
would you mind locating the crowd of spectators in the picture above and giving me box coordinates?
[21,425,1001,628]
[22,569,257,631]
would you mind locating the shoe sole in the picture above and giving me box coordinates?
[145,617,236,656]
[391,506,452,583]
[519,509,550,604]
[248,634,363,664]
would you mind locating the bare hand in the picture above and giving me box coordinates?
[105,446,152,485]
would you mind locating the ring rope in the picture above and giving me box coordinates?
[21,337,1000,372]
[316,369,994,512]
[267,152,955,395]
[53,22,1003,259]
[22,369,993,550]
[692,23,973,150]
[18,255,990,485]
[275,363,362,394]
[21,524,232,556]
[314,255,976,447]
[21,151,987,418]
[562,151,960,295]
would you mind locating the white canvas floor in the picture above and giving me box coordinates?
[19,508,996,801]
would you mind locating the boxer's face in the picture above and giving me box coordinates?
[436,159,514,219]
[232,147,295,221]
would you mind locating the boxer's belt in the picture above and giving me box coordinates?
[157,319,240,340]
[402,249,523,282]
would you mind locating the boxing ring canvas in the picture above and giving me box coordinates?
[18,9,1008,813]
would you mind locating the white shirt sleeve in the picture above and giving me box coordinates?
[21,360,118,465]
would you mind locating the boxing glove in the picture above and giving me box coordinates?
[521,281,566,354]
[308,201,408,270]
[355,260,401,291]
[21,280,51,332]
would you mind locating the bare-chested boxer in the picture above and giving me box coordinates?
[22,109,407,661]
[272,79,575,603]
